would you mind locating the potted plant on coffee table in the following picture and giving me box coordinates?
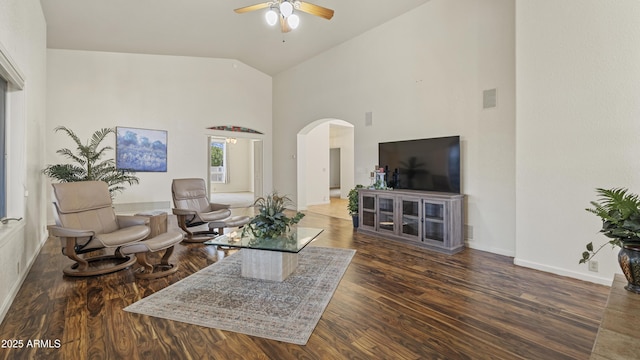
[348,185,364,228]
[242,192,305,241]
[581,187,640,293]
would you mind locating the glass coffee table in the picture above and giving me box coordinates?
[204,227,323,281]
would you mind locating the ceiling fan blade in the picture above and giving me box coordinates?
[297,2,334,20]
[234,3,270,14]
[280,16,292,33]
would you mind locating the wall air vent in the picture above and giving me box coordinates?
[483,88,497,109]
[365,111,373,126]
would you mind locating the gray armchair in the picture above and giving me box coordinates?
[50,181,183,278]
[171,178,250,242]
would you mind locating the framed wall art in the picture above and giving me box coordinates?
[116,126,167,172]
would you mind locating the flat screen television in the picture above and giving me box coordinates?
[378,136,460,193]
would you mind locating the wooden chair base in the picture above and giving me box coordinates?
[176,214,215,243]
[130,244,180,279]
[134,263,179,279]
[182,233,216,243]
[176,213,248,243]
[63,254,136,277]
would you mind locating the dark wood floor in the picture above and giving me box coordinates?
[0,210,609,359]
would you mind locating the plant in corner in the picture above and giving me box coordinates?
[581,187,640,293]
[42,126,140,197]
[242,192,305,239]
[348,184,364,228]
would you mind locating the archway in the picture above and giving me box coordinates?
[296,119,354,210]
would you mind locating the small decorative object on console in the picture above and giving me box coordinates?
[370,165,389,190]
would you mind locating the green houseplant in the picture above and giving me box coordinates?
[242,192,305,239]
[348,184,364,228]
[42,126,139,197]
[581,188,640,293]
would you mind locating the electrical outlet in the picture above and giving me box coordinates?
[588,260,599,272]
[465,225,473,239]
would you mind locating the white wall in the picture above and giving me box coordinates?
[274,0,516,255]
[0,0,48,322]
[304,122,330,206]
[515,0,640,284]
[46,50,272,213]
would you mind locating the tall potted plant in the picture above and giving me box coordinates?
[581,187,640,293]
[348,185,364,228]
[42,126,139,197]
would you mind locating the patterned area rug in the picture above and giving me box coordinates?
[124,246,356,345]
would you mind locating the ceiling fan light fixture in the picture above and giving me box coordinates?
[280,1,293,17]
[234,1,334,33]
[287,13,300,29]
[265,9,278,26]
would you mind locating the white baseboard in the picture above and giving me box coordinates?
[514,257,614,286]
[466,240,515,257]
[0,233,48,324]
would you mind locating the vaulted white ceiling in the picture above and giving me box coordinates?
[40,0,431,75]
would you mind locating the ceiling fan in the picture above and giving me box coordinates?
[234,1,334,33]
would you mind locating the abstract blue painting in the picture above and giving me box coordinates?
[116,127,167,172]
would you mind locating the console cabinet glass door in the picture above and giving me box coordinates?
[377,196,395,233]
[400,197,421,240]
[360,193,376,230]
[358,189,464,254]
[423,200,446,244]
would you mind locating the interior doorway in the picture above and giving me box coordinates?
[207,136,263,208]
[329,148,341,196]
[296,119,354,215]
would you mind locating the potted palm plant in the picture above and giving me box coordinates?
[348,185,364,228]
[42,126,139,197]
[581,187,640,293]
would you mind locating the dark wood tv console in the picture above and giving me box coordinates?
[357,188,465,254]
